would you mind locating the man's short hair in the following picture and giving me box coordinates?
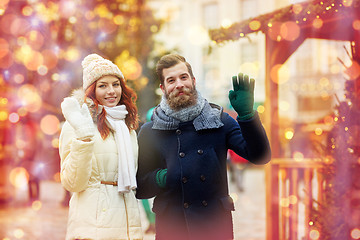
[156,53,194,85]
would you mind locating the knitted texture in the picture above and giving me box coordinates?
[61,97,95,140]
[152,93,224,131]
[156,169,167,188]
[82,54,124,90]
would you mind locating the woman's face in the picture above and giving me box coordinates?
[95,75,122,107]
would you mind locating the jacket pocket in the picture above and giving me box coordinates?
[219,195,235,211]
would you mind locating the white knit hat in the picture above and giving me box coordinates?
[82,53,124,90]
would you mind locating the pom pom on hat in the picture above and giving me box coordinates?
[82,53,124,90]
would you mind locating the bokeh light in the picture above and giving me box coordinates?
[0,110,8,121]
[280,21,300,41]
[13,228,25,239]
[64,47,81,62]
[289,195,298,204]
[292,4,303,14]
[351,228,360,239]
[42,49,58,69]
[8,112,19,123]
[279,100,290,112]
[9,167,29,189]
[309,229,320,239]
[13,73,25,84]
[115,51,143,80]
[40,114,60,135]
[52,137,59,148]
[53,172,61,182]
[17,84,42,112]
[249,20,261,31]
[257,105,265,114]
[293,151,304,160]
[314,127,323,135]
[353,20,360,30]
[280,197,290,207]
[270,64,289,84]
[26,30,44,50]
[284,128,294,140]
[313,18,323,29]
[31,200,42,211]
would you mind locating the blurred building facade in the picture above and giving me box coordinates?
[147,0,348,126]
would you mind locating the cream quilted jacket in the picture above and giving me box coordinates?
[59,91,143,240]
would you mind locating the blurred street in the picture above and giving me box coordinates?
[0,167,266,240]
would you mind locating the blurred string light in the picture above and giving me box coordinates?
[210,0,359,44]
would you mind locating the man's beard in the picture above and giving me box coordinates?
[165,86,198,111]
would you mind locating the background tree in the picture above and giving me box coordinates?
[310,42,360,240]
[0,0,165,182]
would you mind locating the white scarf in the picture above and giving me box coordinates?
[104,105,137,193]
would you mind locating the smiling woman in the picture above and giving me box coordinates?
[95,75,122,108]
[59,53,142,240]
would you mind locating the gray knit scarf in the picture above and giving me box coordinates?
[152,92,224,131]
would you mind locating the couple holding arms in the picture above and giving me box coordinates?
[59,53,271,240]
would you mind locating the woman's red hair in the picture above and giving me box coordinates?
[85,77,139,139]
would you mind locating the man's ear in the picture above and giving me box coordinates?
[160,84,165,94]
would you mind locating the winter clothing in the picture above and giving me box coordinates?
[229,73,255,120]
[104,105,137,192]
[59,89,143,240]
[136,98,271,240]
[82,54,124,90]
[61,97,95,140]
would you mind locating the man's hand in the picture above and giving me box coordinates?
[228,73,255,120]
[61,97,95,140]
[155,168,167,188]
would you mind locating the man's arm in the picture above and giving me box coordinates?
[227,73,271,164]
[136,123,165,199]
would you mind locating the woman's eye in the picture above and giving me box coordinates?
[114,83,120,87]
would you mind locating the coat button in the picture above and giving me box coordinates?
[176,129,181,135]
[202,200,208,207]
[184,202,189,209]
[179,152,185,158]
[197,149,203,154]
[182,177,188,183]
[200,175,206,181]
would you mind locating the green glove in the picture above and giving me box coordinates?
[155,169,167,188]
[228,73,255,120]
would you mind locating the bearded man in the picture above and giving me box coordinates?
[136,53,271,240]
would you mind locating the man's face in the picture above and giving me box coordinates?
[160,62,197,110]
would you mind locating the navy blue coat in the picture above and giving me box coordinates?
[136,107,271,240]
